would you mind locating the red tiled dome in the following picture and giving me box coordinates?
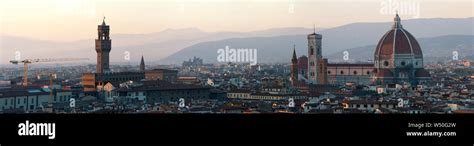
[374,14,423,60]
[372,14,431,85]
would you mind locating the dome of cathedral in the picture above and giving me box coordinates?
[372,13,430,85]
[374,14,423,61]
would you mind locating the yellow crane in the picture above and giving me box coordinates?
[9,58,89,87]
[49,73,57,97]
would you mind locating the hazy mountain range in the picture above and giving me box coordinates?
[1,17,472,65]
[161,17,474,64]
[161,34,474,64]
[327,35,474,63]
[0,27,319,65]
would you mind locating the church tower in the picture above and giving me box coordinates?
[140,55,145,72]
[96,17,112,73]
[307,28,324,84]
[290,45,298,86]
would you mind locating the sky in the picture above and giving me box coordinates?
[0,0,472,41]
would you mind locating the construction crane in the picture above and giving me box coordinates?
[49,73,57,97]
[9,58,89,87]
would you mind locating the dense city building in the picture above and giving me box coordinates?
[144,69,178,82]
[114,80,211,104]
[0,87,73,113]
[182,56,204,68]
[81,72,145,92]
[327,64,374,85]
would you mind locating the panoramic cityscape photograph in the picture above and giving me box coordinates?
[0,0,472,145]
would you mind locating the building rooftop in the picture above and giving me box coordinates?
[147,69,178,72]
[0,87,51,98]
[115,80,209,92]
[327,63,374,67]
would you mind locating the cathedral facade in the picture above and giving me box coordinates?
[291,31,372,86]
[301,30,371,85]
[292,14,430,86]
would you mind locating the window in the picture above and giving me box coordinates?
[399,73,407,78]
[328,71,331,74]
[310,46,314,55]
[24,98,27,104]
[401,61,406,66]
[5,100,7,105]
[384,61,389,66]
[353,71,357,75]
[340,71,344,75]
[367,71,370,75]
